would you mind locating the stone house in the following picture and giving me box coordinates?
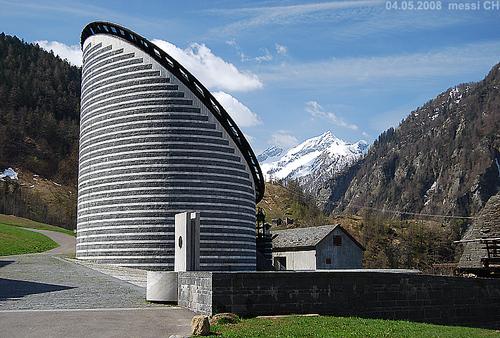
[272,224,364,270]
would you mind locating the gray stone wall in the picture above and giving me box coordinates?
[178,271,500,327]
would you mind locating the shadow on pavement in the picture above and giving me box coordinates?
[0,278,75,301]
[0,260,15,268]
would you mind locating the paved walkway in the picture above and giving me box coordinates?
[0,229,193,337]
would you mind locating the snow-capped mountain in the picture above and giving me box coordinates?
[259,131,368,191]
[257,145,284,164]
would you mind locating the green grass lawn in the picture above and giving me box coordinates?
[0,214,74,236]
[211,315,500,338]
[0,223,58,256]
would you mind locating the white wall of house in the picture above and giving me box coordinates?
[272,250,316,270]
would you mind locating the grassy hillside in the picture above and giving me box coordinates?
[0,223,57,256]
[258,181,329,227]
[0,213,74,236]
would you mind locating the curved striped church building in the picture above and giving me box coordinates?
[77,22,265,271]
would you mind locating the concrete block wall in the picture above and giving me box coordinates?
[178,271,500,327]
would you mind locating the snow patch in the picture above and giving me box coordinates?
[496,157,500,178]
[0,168,18,180]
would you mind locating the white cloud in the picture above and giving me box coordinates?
[254,49,273,63]
[306,101,359,131]
[212,91,261,127]
[261,41,500,89]
[35,40,82,66]
[269,131,299,148]
[275,44,288,55]
[208,1,382,34]
[152,39,263,92]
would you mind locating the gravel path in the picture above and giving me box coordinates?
[0,229,194,337]
[23,228,76,255]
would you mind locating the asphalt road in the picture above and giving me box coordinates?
[0,229,193,337]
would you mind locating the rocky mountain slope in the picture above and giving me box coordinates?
[321,63,500,218]
[259,131,367,193]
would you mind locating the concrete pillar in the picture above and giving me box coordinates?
[146,271,178,302]
[175,211,200,272]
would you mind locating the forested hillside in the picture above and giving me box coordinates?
[0,33,80,228]
[0,33,80,185]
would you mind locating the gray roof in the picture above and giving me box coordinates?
[458,192,500,269]
[272,224,339,249]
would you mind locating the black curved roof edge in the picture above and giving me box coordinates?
[81,21,265,203]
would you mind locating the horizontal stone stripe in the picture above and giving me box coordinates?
[81,84,183,112]
[82,57,143,83]
[78,158,244,177]
[78,211,256,222]
[78,191,254,204]
[82,42,102,60]
[80,126,218,149]
[81,94,193,117]
[77,232,255,242]
[82,55,144,83]
[78,216,257,227]
[79,143,237,164]
[81,120,216,140]
[78,172,252,189]
[76,257,172,263]
[83,44,112,65]
[80,135,229,157]
[77,249,172,256]
[78,161,247,181]
[76,237,255,250]
[80,121,211,142]
[77,235,171,243]
[77,225,256,237]
[81,104,198,132]
[81,115,211,136]
[81,70,161,98]
[79,149,241,168]
[77,179,253,195]
[81,78,174,106]
[78,165,250,183]
[83,49,127,72]
[82,64,153,92]
[78,187,253,203]
[81,109,205,132]
[82,52,135,80]
[78,153,241,173]
[77,247,255,255]
[79,134,228,157]
[78,196,255,211]
[81,111,204,138]
[77,203,256,217]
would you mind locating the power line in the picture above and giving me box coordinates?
[265,181,476,220]
[341,204,476,220]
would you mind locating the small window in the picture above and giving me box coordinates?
[274,256,286,270]
[325,258,332,265]
[333,235,342,246]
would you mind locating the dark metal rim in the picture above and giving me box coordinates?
[80,21,264,203]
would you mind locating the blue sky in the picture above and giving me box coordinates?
[1,0,499,153]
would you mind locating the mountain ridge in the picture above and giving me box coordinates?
[321,63,500,218]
